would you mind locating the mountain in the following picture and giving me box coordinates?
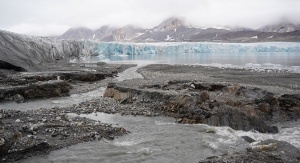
[57,25,145,42]
[109,25,145,41]
[57,17,300,42]
[58,27,94,40]
[258,23,300,33]
[93,25,116,41]
[153,17,186,32]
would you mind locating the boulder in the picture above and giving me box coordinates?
[200,139,300,163]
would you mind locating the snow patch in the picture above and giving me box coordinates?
[165,35,172,41]
[134,33,145,38]
[251,36,258,39]
[212,34,218,40]
[201,26,231,30]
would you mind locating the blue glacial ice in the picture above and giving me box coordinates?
[87,42,300,56]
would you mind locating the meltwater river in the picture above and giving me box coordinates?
[20,112,300,163]
[18,64,300,163]
[17,42,300,162]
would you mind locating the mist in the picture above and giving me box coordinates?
[0,0,300,36]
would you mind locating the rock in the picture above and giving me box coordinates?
[205,128,216,134]
[190,84,196,88]
[97,62,107,66]
[13,130,22,141]
[255,139,300,160]
[64,113,79,121]
[12,94,24,103]
[42,118,47,123]
[0,80,72,102]
[278,94,300,116]
[250,142,277,152]
[241,136,255,143]
[200,91,209,102]
[226,84,240,93]
[200,139,300,163]
[30,123,44,131]
[104,84,134,102]
[0,138,4,146]
[256,102,271,113]
[176,118,183,123]
[15,119,21,123]
[120,127,127,134]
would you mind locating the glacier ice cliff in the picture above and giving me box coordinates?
[0,30,92,71]
[89,42,300,56]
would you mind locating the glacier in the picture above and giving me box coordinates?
[0,30,92,71]
[87,42,300,56]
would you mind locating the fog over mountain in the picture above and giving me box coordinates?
[56,17,300,42]
[1,0,300,36]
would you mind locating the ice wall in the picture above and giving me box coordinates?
[90,42,300,56]
[0,30,92,71]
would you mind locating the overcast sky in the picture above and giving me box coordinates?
[0,0,300,36]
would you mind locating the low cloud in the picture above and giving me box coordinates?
[1,0,300,36]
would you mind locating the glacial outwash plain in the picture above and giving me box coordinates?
[1,18,300,162]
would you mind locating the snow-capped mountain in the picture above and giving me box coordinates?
[153,17,186,32]
[110,25,145,41]
[93,25,116,41]
[57,17,300,42]
[258,23,300,33]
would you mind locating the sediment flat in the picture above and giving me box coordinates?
[138,64,300,95]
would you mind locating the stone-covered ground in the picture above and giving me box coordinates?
[1,63,300,162]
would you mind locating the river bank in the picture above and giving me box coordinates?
[1,63,300,162]
[105,64,300,131]
[0,62,134,162]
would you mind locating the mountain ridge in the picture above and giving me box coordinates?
[56,17,300,42]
